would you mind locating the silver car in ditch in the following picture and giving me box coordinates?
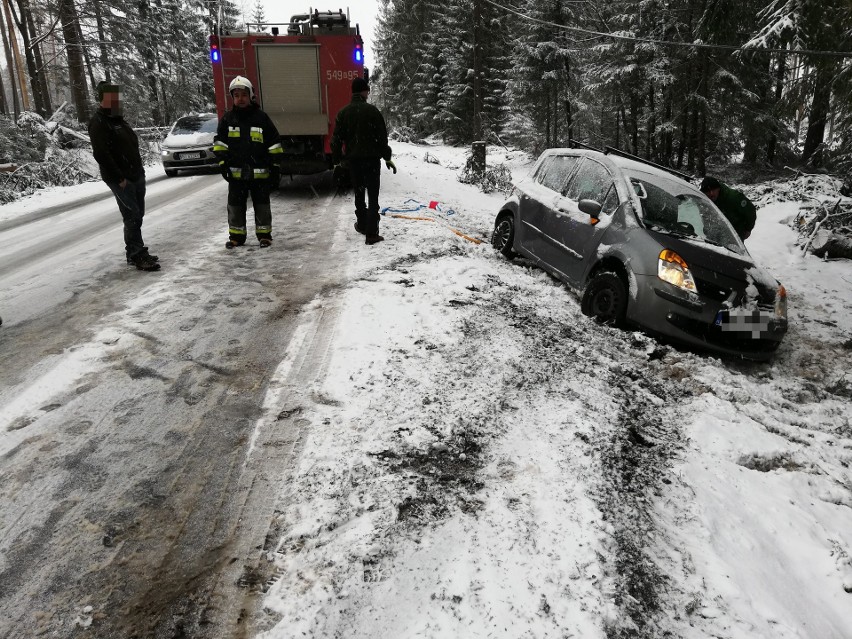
[491,148,788,360]
[160,113,219,177]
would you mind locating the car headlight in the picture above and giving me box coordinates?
[775,284,787,319]
[658,249,697,293]
[161,149,170,156]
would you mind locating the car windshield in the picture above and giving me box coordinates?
[629,174,744,254]
[171,116,218,135]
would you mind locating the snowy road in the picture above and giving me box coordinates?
[1,147,852,639]
[0,172,353,637]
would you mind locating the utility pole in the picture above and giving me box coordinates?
[471,0,485,177]
[472,0,482,139]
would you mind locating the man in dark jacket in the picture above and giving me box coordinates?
[331,77,396,245]
[213,76,283,249]
[88,81,160,271]
[700,177,757,241]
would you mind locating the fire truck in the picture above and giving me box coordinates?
[210,9,367,175]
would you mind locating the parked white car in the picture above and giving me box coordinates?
[160,113,219,177]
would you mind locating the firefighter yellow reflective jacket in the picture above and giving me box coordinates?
[213,103,282,180]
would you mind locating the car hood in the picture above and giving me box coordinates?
[163,132,215,148]
[647,229,779,305]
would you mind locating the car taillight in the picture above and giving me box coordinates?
[657,249,697,293]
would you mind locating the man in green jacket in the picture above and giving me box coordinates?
[700,177,757,240]
[331,77,396,245]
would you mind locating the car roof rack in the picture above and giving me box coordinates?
[567,138,601,152]
[603,145,694,181]
[568,138,694,182]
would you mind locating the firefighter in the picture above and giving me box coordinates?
[88,81,160,271]
[213,76,283,249]
[331,77,396,245]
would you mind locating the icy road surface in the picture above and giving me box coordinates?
[0,171,354,637]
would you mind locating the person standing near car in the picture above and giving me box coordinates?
[331,77,396,245]
[700,176,757,241]
[88,81,160,271]
[213,76,283,249]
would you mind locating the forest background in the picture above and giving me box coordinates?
[0,0,850,203]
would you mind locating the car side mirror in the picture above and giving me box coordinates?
[579,199,602,217]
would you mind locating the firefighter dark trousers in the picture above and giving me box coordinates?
[227,180,272,244]
[108,175,147,262]
[349,158,382,235]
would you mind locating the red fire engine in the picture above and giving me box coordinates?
[210,9,366,175]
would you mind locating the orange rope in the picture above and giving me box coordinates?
[388,213,484,245]
[389,214,435,221]
[450,228,483,244]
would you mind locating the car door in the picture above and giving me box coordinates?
[549,158,619,284]
[519,154,580,263]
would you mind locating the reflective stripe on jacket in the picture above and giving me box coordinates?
[214,103,282,180]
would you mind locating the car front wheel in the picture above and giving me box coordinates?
[581,271,628,326]
[492,214,516,258]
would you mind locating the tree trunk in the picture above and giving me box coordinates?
[137,0,163,124]
[801,62,836,167]
[628,90,639,155]
[646,85,656,160]
[687,99,698,173]
[563,97,573,142]
[545,99,551,148]
[766,48,787,165]
[24,1,52,116]
[563,56,573,141]
[2,0,29,111]
[618,96,629,152]
[663,86,673,162]
[0,55,7,114]
[9,0,49,116]
[57,0,89,122]
[73,8,97,94]
[696,58,708,176]
[614,97,621,150]
[743,55,769,165]
[91,0,110,81]
[0,0,19,119]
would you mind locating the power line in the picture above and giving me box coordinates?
[486,0,852,59]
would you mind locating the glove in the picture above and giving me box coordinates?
[386,159,397,174]
[220,164,231,182]
[333,164,350,188]
[270,164,280,186]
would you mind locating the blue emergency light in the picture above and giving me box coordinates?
[211,43,220,63]
[354,44,363,63]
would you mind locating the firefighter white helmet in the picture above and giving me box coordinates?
[229,75,254,99]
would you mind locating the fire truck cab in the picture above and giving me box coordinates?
[210,9,366,175]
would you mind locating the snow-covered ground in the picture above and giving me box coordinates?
[2,142,852,638]
[251,143,852,638]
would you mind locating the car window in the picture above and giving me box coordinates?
[537,156,579,193]
[171,116,218,135]
[601,184,619,215]
[566,159,616,208]
[631,177,743,253]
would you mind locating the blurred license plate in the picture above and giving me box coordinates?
[715,308,772,339]
[181,152,201,160]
